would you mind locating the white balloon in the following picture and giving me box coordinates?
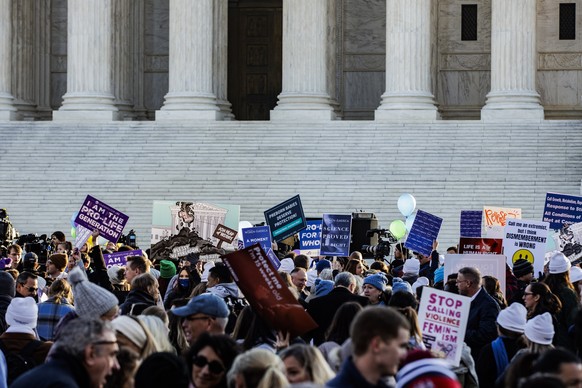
[397,193,417,217]
[238,221,253,235]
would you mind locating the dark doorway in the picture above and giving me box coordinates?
[228,0,282,120]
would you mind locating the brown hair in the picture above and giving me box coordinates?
[350,306,410,356]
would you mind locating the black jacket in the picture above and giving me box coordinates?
[12,350,91,388]
[0,294,11,335]
[465,288,501,360]
[119,289,156,315]
[87,246,113,292]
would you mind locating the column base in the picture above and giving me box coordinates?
[270,109,337,121]
[375,93,440,121]
[481,92,545,122]
[270,93,337,121]
[53,110,120,122]
[155,109,223,121]
[0,110,18,121]
[375,108,440,121]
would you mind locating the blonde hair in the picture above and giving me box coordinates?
[279,344,335,384]
[227,348,288,388]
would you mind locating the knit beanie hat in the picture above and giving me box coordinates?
[279,258,295,274]
[49,253,68,271]
[112,315,148,351]
[433,266,444,284]
[364,273,389,291]
[0,271,15,297]
[412,277,430,294]
[159,260,177,279]
[6,297,37,330]
[69,267,119,319]
[571,266,582,283]
[403,259,420,275]
[497,302,527,333]
[314,278,334,297]
[315,259,332,273]
[396,351,461,388]
[524,312,554,345]
[392,277,413,294]
[549,251,571,274]
[512,258,534,278]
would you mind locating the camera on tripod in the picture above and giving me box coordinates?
[118,229,137,247]
[16,233,51,263]
[362,229,397,260]
[0,209,18,246]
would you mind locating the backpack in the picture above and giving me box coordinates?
[0,338,43,384]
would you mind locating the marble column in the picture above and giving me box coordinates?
[214,0,233,120]
[481,0,543,121]
[270,0,336,121]
[12,0,36,120]
[375,0,439,121]
[113,0,135,120]
[0,0,17,120]
[157,0,221,121]
[53,0,118,121]
[34,0,52,120]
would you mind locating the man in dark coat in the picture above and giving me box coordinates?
[0,271,15,334]
[307,272,368,345]
[457,267,501,360]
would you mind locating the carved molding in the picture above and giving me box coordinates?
[440,53,490,71]
[538,53,582,70]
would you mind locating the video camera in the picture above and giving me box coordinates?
[118,229,137,248]
[16,233,51,263]
[0,209,18,246]
[362,228,397,261]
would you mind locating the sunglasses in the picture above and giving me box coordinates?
[21,286,37,293]
[192,355,225,374]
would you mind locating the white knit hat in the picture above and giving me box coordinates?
[570,266,582,283]
[278,258,295,274]
[6,297,38,330]
[112,315,148,350]
[497,303,527,333]
[549,251,571,274]
[403,258,420,275]
[524,313,554,345]
[412,277,429,294]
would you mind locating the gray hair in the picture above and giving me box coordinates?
[53,318,114,359]
[334,272,356,288]
[319,268,333,281]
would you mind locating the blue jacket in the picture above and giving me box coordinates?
[327,356,392,388]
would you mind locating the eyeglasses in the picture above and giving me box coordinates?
[455,279,469,285]
[185,315,212,322]
[192,355,225,374]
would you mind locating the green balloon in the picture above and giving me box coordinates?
[71,226,76,239]
[390,220,407,240]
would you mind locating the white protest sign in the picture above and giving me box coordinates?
[418,288,471,366]
[444,254,507,295]
[503,219,549,278]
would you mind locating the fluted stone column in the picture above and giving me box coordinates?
[375,0,439,121]
[214,0,233,120]
[12,0,36,119]
[113,0,135,120]
[481,0,543,121]
[270,0,336,121]
[0,0,16,120]
[157,0,221,121]
[53,0,118,121]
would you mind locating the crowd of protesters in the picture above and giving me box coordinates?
[0,231,581,388]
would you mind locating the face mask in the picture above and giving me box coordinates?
[179,279,190,289]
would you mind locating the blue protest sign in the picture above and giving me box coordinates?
[404,209,443,257]
[460,210,482,238]
[299,220,322,251]
[241,226,272,252]
[266,248,281,270]
[320,214,352,256]
[543,192,582,230]
[264,195,307,242]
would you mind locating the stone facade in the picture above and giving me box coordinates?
[1,0,581,121]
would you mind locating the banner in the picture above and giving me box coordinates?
[503,219,549,277]
[543,192,582,230]
[221,245,318,336]
[320,214,352,256]
[241,226,272,252]
[418,288,471,367]
[444,254,506,295]
[264,195,307,242]
[404,210,443,257]
[458,238,503,255]
[103,249,143,269]
[298,220,322,256]
[74,195,129,243]
[460,211,482,238]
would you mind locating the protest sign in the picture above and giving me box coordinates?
[299,220,322,256]
[460,211,482,238]
[103,249,143,269]
[458,238,503,254]
[266,248,281,270]
[74,195,129,243]
[503,219,549,277]
[483,206,521,228]
[543,192,582,230]
[404,210,443,257]
[320,214,352,256]
[444,254,506,295]
[418,288,471,367]
[552,221,582,263]
[213,224,238,248]
[264,195,307,242]
[242,226,272,252]
[221,244,318,336]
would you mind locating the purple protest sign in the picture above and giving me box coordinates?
[74,195,129,243]
[103,249,142,269]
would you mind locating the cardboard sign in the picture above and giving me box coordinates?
[242,226,272,252]
[264,195,307,242]
[74,195,129,243]
[418,288,471,367]
[444,254,507,295]
[503,219,549,277]
[299,220,322,256]
[460,211,482,238]
[103,249,143,269]
[404,210,443,256]
[543,192,582,230]
[221,244,318,336]
[483,206,521,228]
[552,221,582,263]
[458,238,503,255]
[320,214,352,256]
[213,224,238,248]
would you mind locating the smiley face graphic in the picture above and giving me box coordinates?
[512,249,534,264]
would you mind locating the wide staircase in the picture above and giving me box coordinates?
[1,120,581,250]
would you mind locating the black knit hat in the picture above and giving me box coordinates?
[513,259,534,278]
